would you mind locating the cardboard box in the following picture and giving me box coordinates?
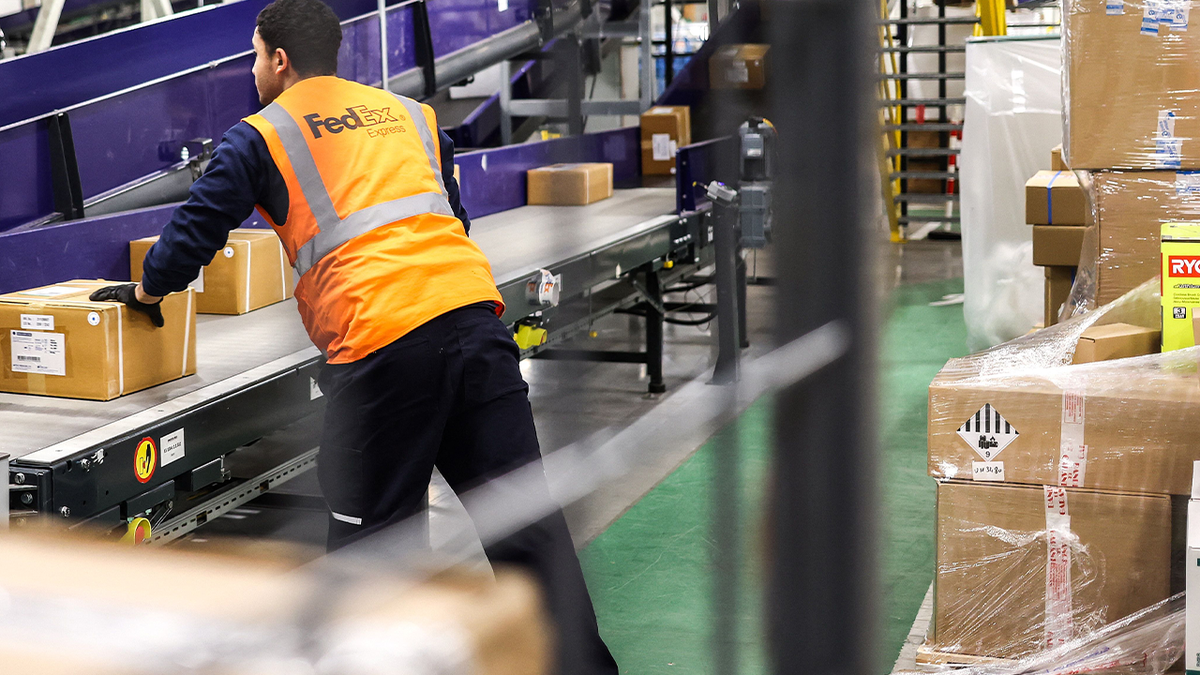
[0,280,196,401]
[927,339,1200,495]
[1187,462,1200,673]
[933,481,1171,659]
[1161,222,1200,351]
[709,43,769,90]
[1044,265,1074,327]
[640,106,692,175]
[526,163,614,206]
[1033,225,1086,267]
[1025,171,1086,226]
[1063,0,1200,169]
[1072,323,1160,364]
[1089,171,1200,305]
[0,534,549,675]
[1051,144,1067,171]
[130,228,293,315]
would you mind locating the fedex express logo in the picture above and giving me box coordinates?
[1169,255,1200,277]
[303,105,407,139]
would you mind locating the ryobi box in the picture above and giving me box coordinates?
[1162,222,1200,351]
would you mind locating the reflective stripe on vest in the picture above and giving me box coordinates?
[259,97,453,279]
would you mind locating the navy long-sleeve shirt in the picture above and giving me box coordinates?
[140,120,470,297]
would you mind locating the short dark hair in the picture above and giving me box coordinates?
[256,0,342,77]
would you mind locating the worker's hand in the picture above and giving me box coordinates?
[89,283,165,328]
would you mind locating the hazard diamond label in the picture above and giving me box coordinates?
[956,403,1019,461]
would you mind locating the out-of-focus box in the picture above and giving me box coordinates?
[640,106,692,175]
[932,480,1171,659]
[526,163,614,206]
[1044,266,1074,327]
[1032,225,1086,267]
[1025,171,1086,225]
[708,43,769,89]
[1072,323,1160,364]
[1063,0,1200,169]
[0,280,196,401]
[1161,221,1200,351]
[0,534,549,675]
[131,229,293,315]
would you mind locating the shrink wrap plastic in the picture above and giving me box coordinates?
[1063,0,1200,170]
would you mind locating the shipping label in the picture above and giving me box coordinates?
[1106,0,1125,14]
[1177,171,1200,195]
[16,285,78,298]
[1157,111,1183,168]
[19,314,54,331]
[971,461,1005,482]
[10,330,66,376]
[652,133,674,161]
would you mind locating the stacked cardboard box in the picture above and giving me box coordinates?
[1024,150,1087,327]
[923,284,1177,663]
[640,106,691,175]
[526,163,614,206]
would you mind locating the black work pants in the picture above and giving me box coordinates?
[316,303,618,675]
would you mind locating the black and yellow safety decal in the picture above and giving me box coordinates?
[134,436,157,484]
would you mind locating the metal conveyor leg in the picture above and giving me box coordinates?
[712,200,741,384]
[645,267,666,394]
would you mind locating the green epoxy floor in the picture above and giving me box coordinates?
[580,277,969,674]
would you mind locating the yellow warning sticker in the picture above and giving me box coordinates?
[134,437,157,483]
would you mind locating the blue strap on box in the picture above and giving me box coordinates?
[1046,170,1062,225]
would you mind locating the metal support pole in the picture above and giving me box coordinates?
[711,200,741,385]
[644,267,666,394]
[378,0,390,90]
[27,0,66,53]
[736,252,749,349]
[639,1,655,111]
[664,0,675,87]
[499,59,514,145]
[767,3,879,675]
[1,454,8,530]
[566,35,585,135]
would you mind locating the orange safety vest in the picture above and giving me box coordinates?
[244,77,503,364]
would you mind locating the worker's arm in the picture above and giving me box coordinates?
[91,123,280,322]
[139,123,279,298]
[440,128,471,234]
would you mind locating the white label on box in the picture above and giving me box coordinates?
[956,403,1020,461]
[726,62,750,84]
[161,428,185,466]
[19,314,53,331]
[1177,171,1200,195]
[971,461,1005,481]
[190,268,205,294]
[1106,0,1124,14]
[10,330,65,376]
[497,0,507,11]
[652,133,673,161]
[1143,1,1162,34]
[310,377,323,400]
[1157,110,1183,168]
[17,286,77,298]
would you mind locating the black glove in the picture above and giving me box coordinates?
[89,283,164,328]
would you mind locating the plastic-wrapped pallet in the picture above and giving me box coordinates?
[925,278,1200,495]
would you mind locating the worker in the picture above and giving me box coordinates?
[87,0,618,671]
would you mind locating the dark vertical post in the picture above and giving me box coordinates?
[897,0,909,228]
[937,0,947,187]
[664,0,675,87]
[711,199,741,385]
[644,266,667,394]
[47,112,84,221]
[767,4,879,675]
[736,253,749,349]
[566,35,585,136]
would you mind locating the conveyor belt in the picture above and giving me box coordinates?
[1,187,679,469]
[473,187,678,285]
[0,301,315,464]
